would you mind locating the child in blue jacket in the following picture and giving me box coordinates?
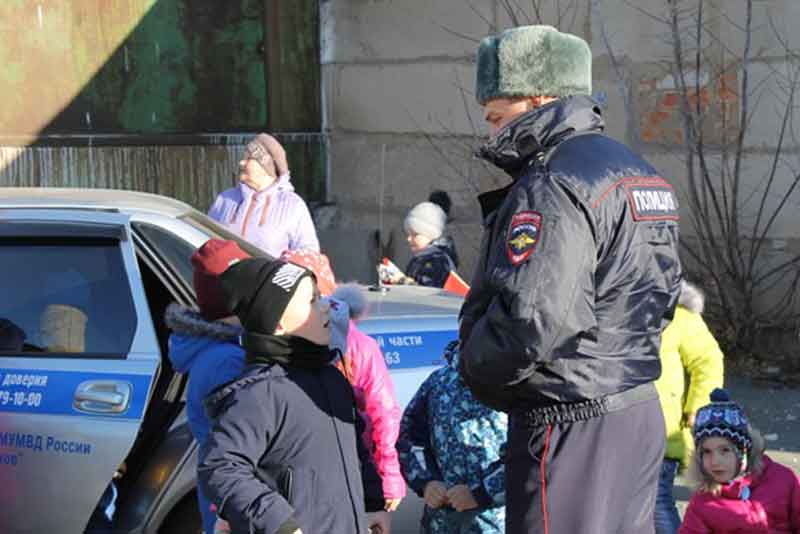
[397,341,507,533]
[165,239,251,534]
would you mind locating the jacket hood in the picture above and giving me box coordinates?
[272,173,295,192]
[203,364,285,418]
[165,303,242,373]
[235,174,297,231]
[678,281,704,314]
[477,95,604,176]
[431,236,453,251]
[435,235,460,268]
[238,172,296,198]
[443,340,460,369]
[417,237,455,259]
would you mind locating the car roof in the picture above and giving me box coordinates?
[0,187,195,218]
[0,188,464,319]
[363,285,462,317]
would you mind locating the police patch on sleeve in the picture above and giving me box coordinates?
[624,177,679,221]
[506,211,542,265]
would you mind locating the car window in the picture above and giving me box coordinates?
[134,212,267,291]
[180,212,268,258]
[133,222,197,289]
[0,238,137,357]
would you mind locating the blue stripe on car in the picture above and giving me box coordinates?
[368,330,457,370]
[0,369,151,419]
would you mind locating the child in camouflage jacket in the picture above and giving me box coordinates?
[397,341,507,533]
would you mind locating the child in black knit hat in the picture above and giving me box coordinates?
[198,257,388,534]
[680,388,800,533]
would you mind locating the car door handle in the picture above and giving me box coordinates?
[73,380,132,414]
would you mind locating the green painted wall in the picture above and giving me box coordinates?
[0,0,324,201]
[0,0,269,134]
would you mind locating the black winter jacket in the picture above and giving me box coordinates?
[198,361,384,534]
[405,237,457,288]
[439,235,460,269]
[459,96,682,418]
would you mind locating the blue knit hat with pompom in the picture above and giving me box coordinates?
[692,388,752,455]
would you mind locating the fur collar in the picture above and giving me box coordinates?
[679,280,705,314]
[164,303,242,341]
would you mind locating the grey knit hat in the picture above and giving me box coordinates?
[404,201,446,241]
[475,25,592,105]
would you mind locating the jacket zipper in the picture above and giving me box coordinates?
[320,375,362,532]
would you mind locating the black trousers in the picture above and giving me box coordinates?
[506,397,665,534]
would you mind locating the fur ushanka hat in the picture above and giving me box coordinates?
[475,25,592,104]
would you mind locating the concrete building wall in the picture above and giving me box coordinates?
[321,0,800,294]
[320,0,500,282]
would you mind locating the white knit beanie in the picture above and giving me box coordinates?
[404,201,446,240]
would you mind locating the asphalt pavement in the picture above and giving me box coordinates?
[389,373,800,533]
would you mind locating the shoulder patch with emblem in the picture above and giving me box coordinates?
[506,211,542,265]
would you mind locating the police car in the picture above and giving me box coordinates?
[0,188,460,534]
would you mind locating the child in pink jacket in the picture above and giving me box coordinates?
[680,388,800,533]
[281,249,407,511]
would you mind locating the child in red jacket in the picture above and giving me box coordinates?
[680,388,800,533]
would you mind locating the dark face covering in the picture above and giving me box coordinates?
[243,332,335,370]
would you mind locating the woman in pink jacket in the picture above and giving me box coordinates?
[680,388,800,533]
[280,249,407,511]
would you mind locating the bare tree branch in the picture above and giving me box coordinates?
[438,24,482,44]
[733,0,753,267]
[621,0,671,26]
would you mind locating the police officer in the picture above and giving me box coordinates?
[458,25,682,534]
